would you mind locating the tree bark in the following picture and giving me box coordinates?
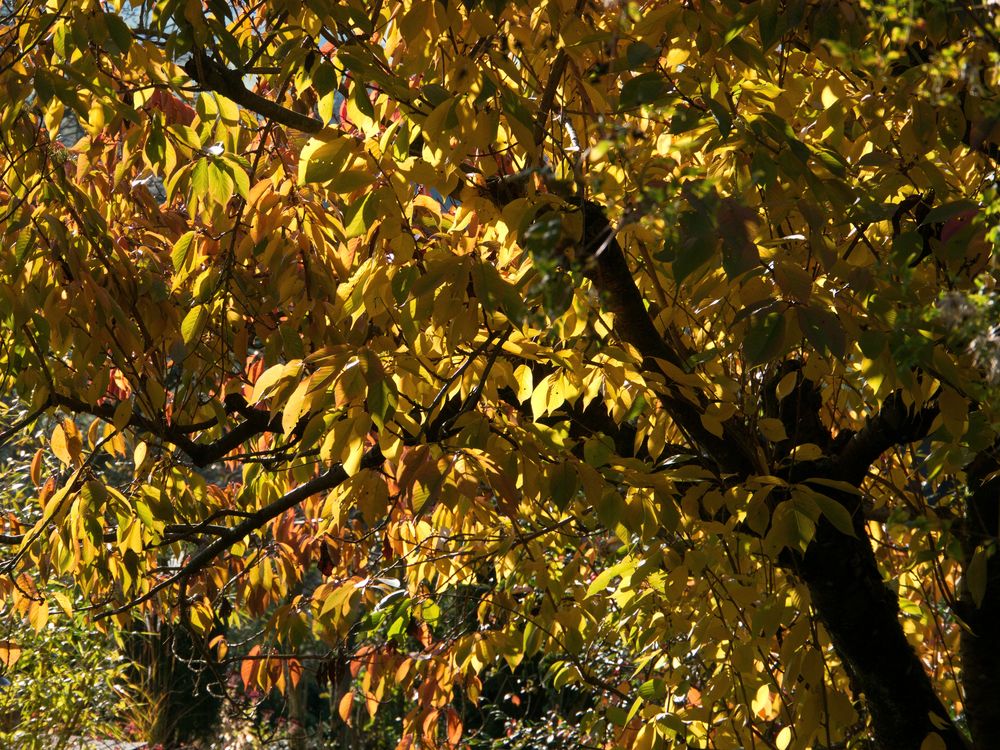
[798,509,968,750]
[960,455,1000,750]
[577,199,970,750]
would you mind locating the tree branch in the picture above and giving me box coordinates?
[836,391,939,485]
[0,398,51,449]
[577,201,759,476]
[96,446,384,619]
[50,392,279,467]
[183,47,323,134]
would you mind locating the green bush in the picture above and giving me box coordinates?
[0,599,132,750]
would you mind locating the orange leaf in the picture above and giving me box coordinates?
[338,690,354,725]
[241,645,261,688]
[288,658,303,689]
[29,449,44,487]
[445,707,463,748]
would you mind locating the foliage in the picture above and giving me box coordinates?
[2,1,1000,749]
[0,594,133,749]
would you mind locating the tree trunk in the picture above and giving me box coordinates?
[960,461,1000,750]
[798,514,968,750]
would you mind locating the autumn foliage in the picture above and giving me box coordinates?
[2,1,1000,749]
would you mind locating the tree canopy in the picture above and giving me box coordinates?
[1,0,1000,748]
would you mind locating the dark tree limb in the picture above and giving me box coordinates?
[779,388,967,750]
[793,483,969,750]
[753,365,967,748]
[959,450,1000,750]
[183,47,323,134]
[836,392,939,485]
[50,392,280,467]
[577,201,760,476]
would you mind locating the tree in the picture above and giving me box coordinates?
[1,0,999,748]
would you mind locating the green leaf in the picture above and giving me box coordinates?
[920,200,979,227]
[967,545,992,609]
[181,305,208,346]
[798,305,846,360]
[620,72,672,110]
[744,311,786,364]
[671,210,717,283]
[625,41,658,69]
[104,13,131,53]
[798,486,857,537]
[768,500,816,554]
[343,190,380,238]
[718,199,760,277]
[299,136,356,184]
[549,461,578,510]
[707,98,733,137]
[637,678,666,702]
[353,80,375,120]
[190,159,209,199]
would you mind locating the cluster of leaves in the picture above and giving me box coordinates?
[0,595,133,750]
[1,0,1000,749]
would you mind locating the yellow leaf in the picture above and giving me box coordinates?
[281,376,313,435]
[966,545,991,609]
[920,733,946,750]
[51,423,69,465]
[0,640,22,669]
[775,370,798,401]
[759,418,787,442]
[776,726,792,750]
[252,361,299,404]
[700,413,724,438]
[112,399,133,431]
[788,443,823,462]
[51,421,81,467]
[51,591,73,617]
[514,365,533,404]
[27,599,48,633]
[531,373,554,419]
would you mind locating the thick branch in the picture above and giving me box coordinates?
[0,523,227,546]
[959,450,1000,750]
[577,201,759,476]
[51,392,279,467]
[836,391,939,485]
[782,394,968,750]
[183,48,323,134]
[796,499,968,750]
